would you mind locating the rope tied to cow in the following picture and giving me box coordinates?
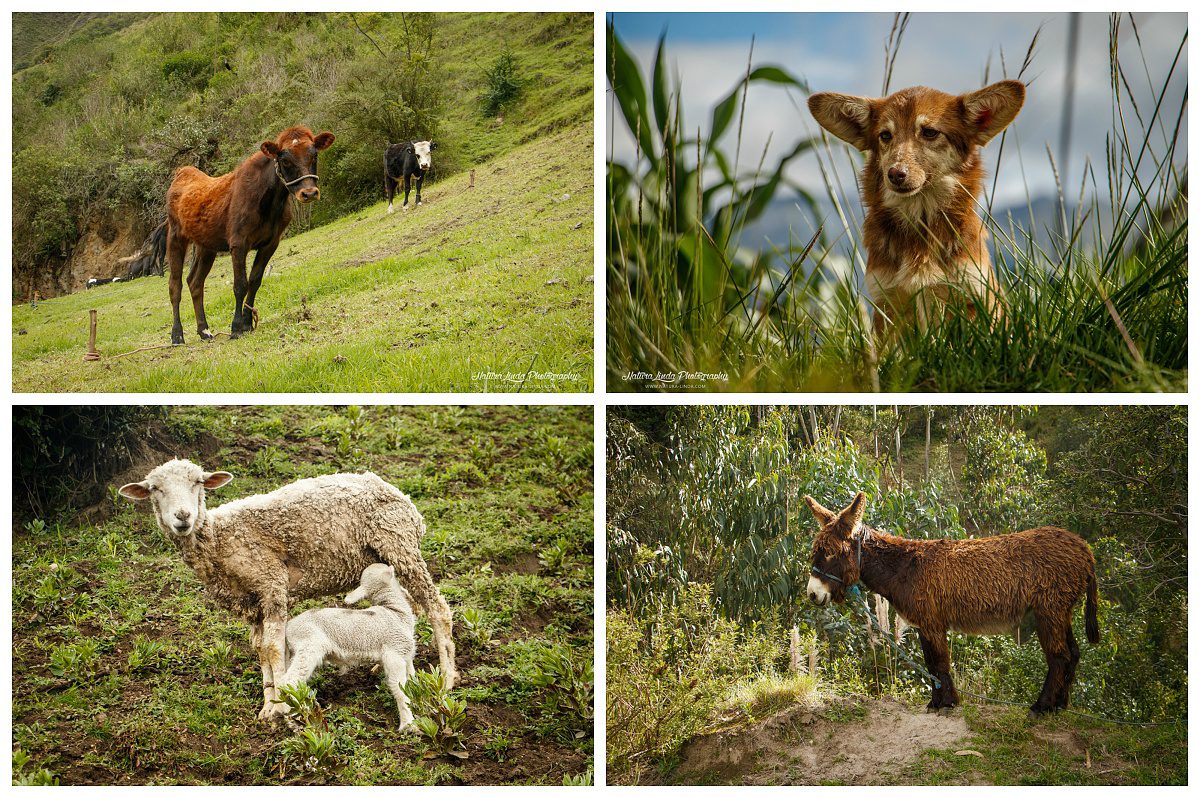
[843,583,1184,727]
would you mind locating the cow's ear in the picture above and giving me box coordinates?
[119,481,152,501]
[429,141,437,150]
[260,141,281,159]
[314,132,335,150]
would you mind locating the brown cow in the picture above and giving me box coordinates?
[803,492,1100,714]
[166,126,334,344]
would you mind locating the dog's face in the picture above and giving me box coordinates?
[808,81,1024,202]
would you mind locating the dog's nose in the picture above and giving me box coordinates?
[888,166,908,186]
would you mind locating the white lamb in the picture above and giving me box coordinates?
[278,563,417,730]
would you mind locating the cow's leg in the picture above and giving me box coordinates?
[187,248,218,341]
[167,227,189,345]
[918,629,958,709]
[229,245,251,338]
[255,605,289,721]
[1032,613,1071,714]
[402,174,412,210]
[240,241,278,333]
[415,173,424,206]
[386,175,397,214]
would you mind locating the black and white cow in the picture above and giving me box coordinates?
[384,140,436,214]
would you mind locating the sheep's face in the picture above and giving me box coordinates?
[345,563,399,605]
[119,459,233,538]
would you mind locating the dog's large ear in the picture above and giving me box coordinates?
[803,495,837,526]
[960,80,1025,146]
[808,92,876,151]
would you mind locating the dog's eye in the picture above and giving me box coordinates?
[879,130,893,143]
[921,127,940,140]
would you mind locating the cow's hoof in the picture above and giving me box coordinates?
[171,332,184,346]
[403,206,410,212]
[387,205,394,214]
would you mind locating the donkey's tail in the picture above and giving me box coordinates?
[1085,570,1100,644]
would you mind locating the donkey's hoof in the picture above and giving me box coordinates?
[171,332,184,346]
[198,329,214,341]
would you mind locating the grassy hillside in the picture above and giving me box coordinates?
[11,123,593,392]
[12,405,594,786]
[12,12,592,292]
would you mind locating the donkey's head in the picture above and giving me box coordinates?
[803,492,868,606]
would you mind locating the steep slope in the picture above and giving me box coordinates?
[12,123,593,393]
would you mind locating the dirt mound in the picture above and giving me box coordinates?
[672,696,973,785]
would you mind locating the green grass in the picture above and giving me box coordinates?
[11,124,593,392]
[11,405,594,785]
[899,704,1186,785]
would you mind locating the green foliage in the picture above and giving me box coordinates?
[960,411,1048,532]
[12,748,59,786]
[161,51,212,88]
[402,667,469,759]
[480,50,524,116]
[606,585,782,781]
[49,640,101,681]
[13,406,163,520]
[562,763,593,785]
[480,726,514,762]
[126,636,166,673]
[531,644,594,731]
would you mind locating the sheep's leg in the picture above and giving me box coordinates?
[382,650,415,731]
[394,564,458,687]
[256,612,289,721]
[277,644,324,718]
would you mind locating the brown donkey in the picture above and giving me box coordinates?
[803,492,1100,714]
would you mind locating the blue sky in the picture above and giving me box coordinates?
[609,12,1188,208]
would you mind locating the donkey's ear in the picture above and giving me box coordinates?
[838,491,868,530]
[808,92,876,151]
[803,495,836,526]
[960,80,1025,146]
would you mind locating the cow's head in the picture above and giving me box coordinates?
[412,140,436,171]
[261,126,335,204]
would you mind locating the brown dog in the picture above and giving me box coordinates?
[808,81,1024,334]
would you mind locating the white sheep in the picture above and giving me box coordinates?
[278,563,417,730]
[119,459,456,721]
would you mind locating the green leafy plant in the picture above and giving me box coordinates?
[481,50,524,116]
[48,639,100,682]
[562,763,593,785]
[480,726,514,762]
[532,644,594,730]
[459,607,493,649]
[12,748,58,786]
[126,636,166,673]
[402,666,469,760]
[200,638,234,674]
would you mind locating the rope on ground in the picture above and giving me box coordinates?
[846,585,1185,728]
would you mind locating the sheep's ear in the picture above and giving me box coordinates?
[118,481,151,501]
[202,471,233,490]
[803,495,836,526]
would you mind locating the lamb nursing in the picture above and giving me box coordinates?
[118,459,456,721]
[278,564,418,730]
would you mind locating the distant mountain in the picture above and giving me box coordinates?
[738,192,1118,266]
